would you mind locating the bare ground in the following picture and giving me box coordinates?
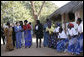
[1,38,83,56]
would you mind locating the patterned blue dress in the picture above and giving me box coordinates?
[57,38,68,52]
[23,24,32,48]
[24,30,32,48]
[14,26,22,48]
[74,33,83,54]
[48,34,52,48]
[67,37,77,53]
[51,34,57,49]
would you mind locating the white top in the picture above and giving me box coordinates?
[78,22,83,33]
[53,26,60,33]
[68,28,78,36]
[82,22,83,32]
[58,31,68,39]
[17,26,20,29]
[35,25,38,30]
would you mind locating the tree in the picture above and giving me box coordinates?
[1,1,33,23]
[1,1,58,25]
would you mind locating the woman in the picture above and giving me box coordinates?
[56,27,68,52]
[4,22,14,51]
[29,22,33,45]
[75,18,83,54]
[53,22,61,49]
[19,21,25,47]
[29,22,33,36]
[46,22,54,48]
[35,20,43,48]
[14,22,22,49]
[43,19,50,47]
[67,23,78,54]
[23,20,32,48]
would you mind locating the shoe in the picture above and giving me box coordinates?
[9,49,14,51]
[25,46,27,48]
[28,46,31,48]
[36,46,38,48]
[39,46,41,48]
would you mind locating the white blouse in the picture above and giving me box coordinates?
[68,28,78,36]
[78,22,83,33]
[53,26,60,33]
[17,26,20,29]
[35,25,38,30]
[58,31,68,39]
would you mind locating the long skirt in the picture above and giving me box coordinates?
[51,34,57,49]
[6,36,14,51]
[48,34,52,48]
[74,33,83,54]
[67,37,77,53]
[57,38,68,52]
[24,30,32,48]
[16,32,22,48]
[43,32,49,47]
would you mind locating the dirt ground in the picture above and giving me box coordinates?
[1,38,83,56]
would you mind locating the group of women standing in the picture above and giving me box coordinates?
[43,18,83,55]
[4,20,32,51]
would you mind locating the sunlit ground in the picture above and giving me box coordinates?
[1,37,83,56]
[1,37,44,44]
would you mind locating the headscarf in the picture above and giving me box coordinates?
[56,22,60,26]
[47,20,51,27]
[68,23,74,27]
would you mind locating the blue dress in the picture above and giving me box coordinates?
[67,37,77,53]
[43,23,49,47]
[24,30,32,48]
[23,24,32,48]
[48,34,53,48]
[74,33,83,54]
[53,34,57,49]
[57,38,68,52]
[51,34,57,48]
[14,26,22,48]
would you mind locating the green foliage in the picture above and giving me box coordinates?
[1,1,58,25]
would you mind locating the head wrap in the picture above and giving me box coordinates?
[56,22,60,26]
[68,23,74,27]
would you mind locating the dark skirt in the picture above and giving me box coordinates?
[48,34,57,48]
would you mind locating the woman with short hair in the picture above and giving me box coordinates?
[14,22,22,49]
[23,20,32,48]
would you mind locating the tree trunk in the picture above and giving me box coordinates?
[30,1,45,20]
[38,1,45,19]
[30,1,37,21]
